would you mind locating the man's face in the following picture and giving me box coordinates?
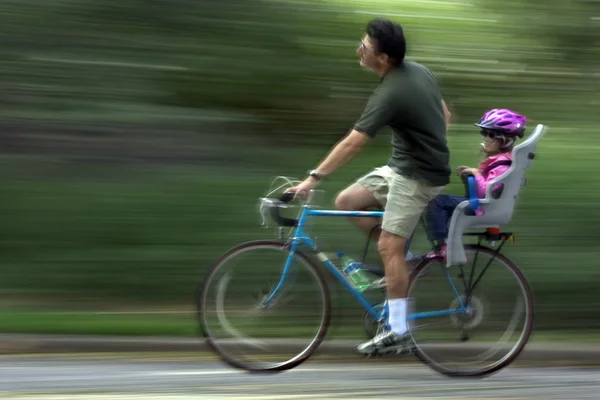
[356,35,386,71]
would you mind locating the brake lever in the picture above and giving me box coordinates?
[258,198,271,227]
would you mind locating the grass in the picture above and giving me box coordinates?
[0,308,364,339]
[1,308,600,346]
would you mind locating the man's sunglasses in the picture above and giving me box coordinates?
[359,40,376,54]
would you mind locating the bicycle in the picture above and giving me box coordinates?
[197,124,544,378]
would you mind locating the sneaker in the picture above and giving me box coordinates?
[438,244,447,259]
[425,244,447,261]
[356,329,414,356]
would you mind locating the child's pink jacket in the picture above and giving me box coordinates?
[475,152,512,199]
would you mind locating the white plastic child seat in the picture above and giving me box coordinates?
[445,123,547,267]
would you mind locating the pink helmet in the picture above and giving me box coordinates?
[474,108,527,138]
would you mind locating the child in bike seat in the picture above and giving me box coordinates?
[425,108,527,254]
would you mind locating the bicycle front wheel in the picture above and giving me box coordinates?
[196,240,331,372]
[408,244,534,378]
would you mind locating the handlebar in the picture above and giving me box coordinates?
[262,191,300,227]
[461,173,480,213]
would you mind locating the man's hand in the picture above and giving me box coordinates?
[456,166,479,177]
[286,177,319,200]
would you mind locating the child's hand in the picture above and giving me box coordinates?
[456,165,470,175]
[456,166,479,177]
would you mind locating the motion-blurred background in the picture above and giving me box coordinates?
[0,0,599,342]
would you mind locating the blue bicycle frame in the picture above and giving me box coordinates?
[263,205,468,325]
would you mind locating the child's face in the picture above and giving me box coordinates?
[480,130,503,154]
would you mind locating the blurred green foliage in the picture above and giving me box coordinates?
[2,0,598,130]
[0,0,599,336]
[2,126,600,333]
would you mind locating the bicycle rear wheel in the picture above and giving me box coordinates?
[196,240,331,372]
[407,244,534,378]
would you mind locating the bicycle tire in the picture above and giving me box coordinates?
[408,244,535,378]
[196,240,332,373]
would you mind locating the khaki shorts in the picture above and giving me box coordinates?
[353,165,445,238]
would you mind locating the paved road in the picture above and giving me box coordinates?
[1,354,599,399]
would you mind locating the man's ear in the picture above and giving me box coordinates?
[379,53,389,64]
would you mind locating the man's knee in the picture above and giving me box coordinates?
[334,183,379,211]
[334,187,353,211]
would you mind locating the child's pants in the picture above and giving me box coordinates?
[426,194,475,242]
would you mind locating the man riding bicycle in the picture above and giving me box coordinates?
[288,18,452,355]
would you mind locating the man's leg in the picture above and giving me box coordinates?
[334,166,391,240]
[357,173,444,355]
[379,231,411,336]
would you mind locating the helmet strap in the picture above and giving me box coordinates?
[501,137,514,149]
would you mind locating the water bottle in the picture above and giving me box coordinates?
[337,251,371,292]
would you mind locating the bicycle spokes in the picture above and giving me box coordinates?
[199,242,330,371]
[407,245,533,376]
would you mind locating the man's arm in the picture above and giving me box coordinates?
[311,87,394,179]
[442,99,451,132]
[288,88,393,196]
[312,129,370,177]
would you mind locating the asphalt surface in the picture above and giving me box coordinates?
[1,354,600,399]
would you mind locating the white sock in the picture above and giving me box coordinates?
[406,251,414,261]
[387,298,408,336]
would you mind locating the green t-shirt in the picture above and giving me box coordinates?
[354,61,451,186]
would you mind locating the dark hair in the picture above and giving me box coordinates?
[366,18,406,66]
